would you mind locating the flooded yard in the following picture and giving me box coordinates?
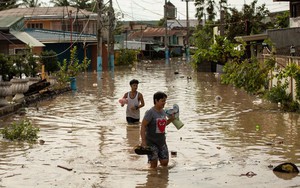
[0,59,300,188]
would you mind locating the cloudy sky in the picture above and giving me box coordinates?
[42,0,290,21]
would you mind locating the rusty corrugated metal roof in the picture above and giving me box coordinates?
[0,7,96,18]
[128,27,187,39]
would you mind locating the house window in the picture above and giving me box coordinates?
[27,23,43,29]
[14,48,30,55]
[62,20,83,33]
[291,2,300,18]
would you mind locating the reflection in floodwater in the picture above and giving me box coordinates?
[1,59,300,187]
[136,168,169,188]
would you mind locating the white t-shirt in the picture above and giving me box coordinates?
[126,91,140,119]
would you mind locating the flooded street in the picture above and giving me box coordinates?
[1,59,300,188]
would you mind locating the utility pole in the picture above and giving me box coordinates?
[108,0,115,70]
[69,10,73,47]
[182,0,193,62]
[97,0,103,72]
[164,0,169,64]
[220,2,225,36]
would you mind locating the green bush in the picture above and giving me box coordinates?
[55,46,90,87]
[221,58,271,94]
[40,50,59,75]
[116,49,139,65]
[1,119,39,142]
[0,53,16,81]
[264,83,290,104]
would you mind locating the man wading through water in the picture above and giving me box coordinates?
[121,79,145,124]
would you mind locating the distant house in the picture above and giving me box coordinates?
[234,1,300,58]
[274,0,300,27]
[125,27,187,59]
[0,7,109,71]
[127,27,186,46]
[0,16,44,55]
[116,17,198,59]
[0,6,99,35]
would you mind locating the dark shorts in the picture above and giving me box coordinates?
[126,117,140,124]
[147,144,169,162]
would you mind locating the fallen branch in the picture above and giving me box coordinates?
[57,165,73,171]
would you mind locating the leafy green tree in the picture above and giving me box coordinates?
[224,0,270,40]
[158,17,166,27]
[40,50,59,75]
[221,56,274,94]
[10,54,25,78]
[0,0,18,11]
[192,35,245,69]
[275,11,289,29]
[0,53,16,81]
[192,22,214,50]
[25,53,39,77]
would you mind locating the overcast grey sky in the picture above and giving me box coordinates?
[111,0,289,21]
[42,0,290,21]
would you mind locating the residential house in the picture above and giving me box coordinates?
[119,19,195,59]
[0,16,44,55]
[274,0,300,27]
[125,27,187,59]
[233,1,300,101]
[0,6,109,71]
[235,1,300,58]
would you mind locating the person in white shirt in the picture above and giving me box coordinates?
[121,79,145,124]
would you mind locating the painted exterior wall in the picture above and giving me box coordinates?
[289,1,300,28]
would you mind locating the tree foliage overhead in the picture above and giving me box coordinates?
[275,11,289,29]
[194,0,227,21]
[50,0,70,6]
[224,0,271,40]
[50,0,93,10]
[21,0,41,7]
[0,0,18,11]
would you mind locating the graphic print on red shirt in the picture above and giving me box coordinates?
[156,118,167,133]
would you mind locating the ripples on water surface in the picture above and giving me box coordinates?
[1,60,300,187]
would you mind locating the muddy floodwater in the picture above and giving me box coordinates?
[1,59,300,188]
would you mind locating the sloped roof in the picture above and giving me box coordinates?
[168,19,199,28]
[25,29,97,43]
[128,27,186,39]
[0,6,97,19]
[10,31,45,47]
[0,30,23,44]
[0,16,24,29]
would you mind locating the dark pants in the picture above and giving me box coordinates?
[126,117,139,124]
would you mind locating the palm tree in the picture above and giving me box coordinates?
[70,0,92,10]
[21,0,41,7]
[50,0,94,10]
[50,0,70,6]
[0,0,18,11]
[194,0,227,21]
